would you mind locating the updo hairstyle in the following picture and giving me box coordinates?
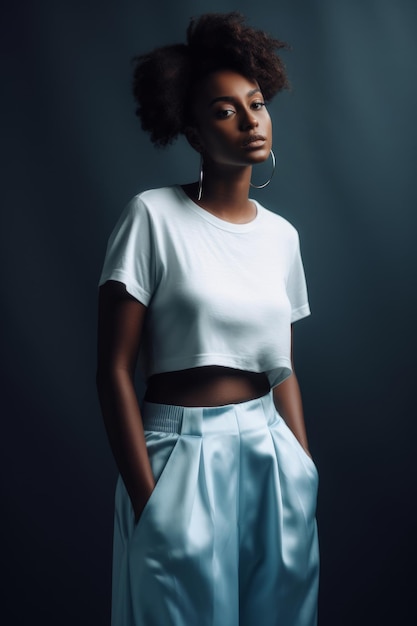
[132,12,289,147]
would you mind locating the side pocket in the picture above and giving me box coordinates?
[294,434,318,477]
[133,432,179,534]
[281,417,319,481]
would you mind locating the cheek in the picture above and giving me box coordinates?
[200,127,234,157]
[265,117,273,150]
[264,113,273,137]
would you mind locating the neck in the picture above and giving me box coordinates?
[187,161,255,223]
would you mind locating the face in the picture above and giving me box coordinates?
[189,70,273,168]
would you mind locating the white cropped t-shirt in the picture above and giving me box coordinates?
[99,185,311,388]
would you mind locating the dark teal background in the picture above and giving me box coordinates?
[2,1,416,624]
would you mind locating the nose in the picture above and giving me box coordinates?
[239,109,259,131]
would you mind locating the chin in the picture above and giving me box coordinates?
[247,150,271,164]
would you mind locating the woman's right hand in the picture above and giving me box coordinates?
[96,280,155,529]
[133,483,155,525]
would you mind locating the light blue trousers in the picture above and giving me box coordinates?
[111,391,319,626]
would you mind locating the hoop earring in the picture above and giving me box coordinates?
[197,155,204,201]
[250,149,276,189]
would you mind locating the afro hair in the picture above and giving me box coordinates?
[132,12,289,146]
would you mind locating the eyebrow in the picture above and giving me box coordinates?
[209,88,261,107]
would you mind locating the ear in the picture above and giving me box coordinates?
[184,126,204,153]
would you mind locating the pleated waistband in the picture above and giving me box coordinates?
[141,403,185,434]
[141,390,278,436]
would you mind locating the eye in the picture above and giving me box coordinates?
[251,101,266,110]
[215,108,235,120]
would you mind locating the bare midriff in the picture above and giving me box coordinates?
[143,366,271,407]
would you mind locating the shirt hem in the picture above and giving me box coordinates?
[144,354,293,386]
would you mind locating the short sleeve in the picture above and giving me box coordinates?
[286,231,311,323]
[98,195,158,306]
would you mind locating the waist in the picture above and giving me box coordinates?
[141,390,276,435]
[144,366,270,407]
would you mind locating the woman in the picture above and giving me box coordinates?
[97,12,319,626]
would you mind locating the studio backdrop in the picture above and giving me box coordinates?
[1,1,416,624]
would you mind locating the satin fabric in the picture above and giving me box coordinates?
[111,391,319,626]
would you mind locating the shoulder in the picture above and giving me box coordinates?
[255,200,300,245]
[131,185,181,212]
[117,186,183,228]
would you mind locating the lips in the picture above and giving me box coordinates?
[242,134,266,147]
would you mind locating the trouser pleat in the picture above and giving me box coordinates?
[111,391,319,626]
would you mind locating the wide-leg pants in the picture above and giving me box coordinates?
[111,390,319,626]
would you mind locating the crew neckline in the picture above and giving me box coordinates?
[174,185,262,233]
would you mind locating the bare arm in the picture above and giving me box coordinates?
[96,280,154,522]
[272,325,312,457]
